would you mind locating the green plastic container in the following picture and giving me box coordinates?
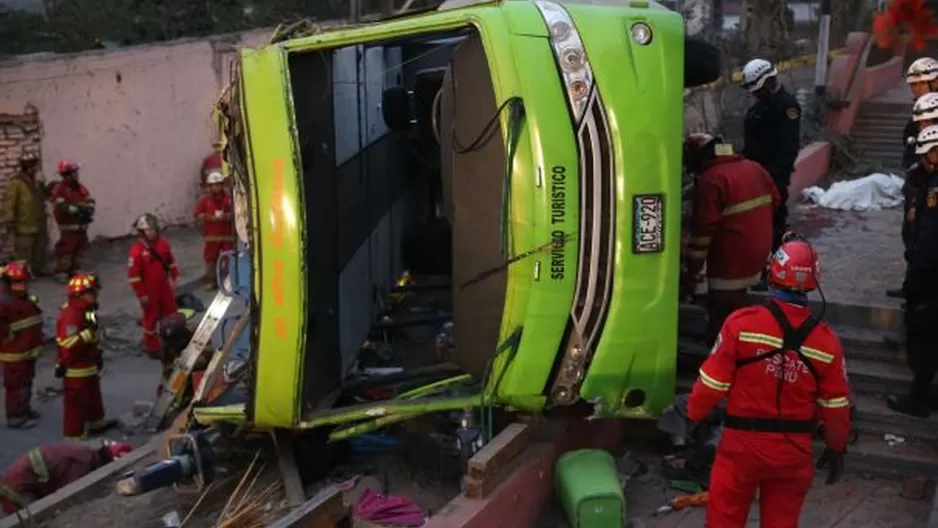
[554,449,626,528]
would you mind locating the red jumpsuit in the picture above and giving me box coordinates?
[49,181,93,278]
[56,297,107,439]
[127,237,179,353]
[194,191,234,287]
[0,443,110,514]
[687,301,852,527]
[685,154,780,339]
[0,291,43,425]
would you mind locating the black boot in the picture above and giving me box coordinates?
[886,288,906,299]
[26,408,41,420]
[886,394,930,419]
[88,419,118,435]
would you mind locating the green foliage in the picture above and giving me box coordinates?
[0,0,438,56]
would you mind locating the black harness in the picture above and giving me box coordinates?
[724,302,821,435]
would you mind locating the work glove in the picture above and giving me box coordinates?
[54,363,66,379]
[139,295,150,309]
[815,447,845,485]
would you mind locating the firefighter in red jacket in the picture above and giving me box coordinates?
[128,213,179,356]
[0,261,43,429]
[195,171,234,290]
[55,272,116,440]
[0,440,132,514]
[682,133,781,341]
[49,160,95,284]
[687,237,851,527]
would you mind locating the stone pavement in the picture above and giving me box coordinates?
[788,203,905,310]
[0,226,213,470]
[624,473,930,527]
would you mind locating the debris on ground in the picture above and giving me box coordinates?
[802,172,904,211]
[653,490,709,516]
[885,433,907,447]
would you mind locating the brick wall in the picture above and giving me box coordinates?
[0,108,43,262]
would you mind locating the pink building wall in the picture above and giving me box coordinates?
[0,30,269,240]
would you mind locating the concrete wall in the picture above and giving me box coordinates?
[0,29,269,240]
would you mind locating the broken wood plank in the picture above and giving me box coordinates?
[464,443,542,500]
[274,431,307,508]
[467,423,531,482]
[266,485,350,528]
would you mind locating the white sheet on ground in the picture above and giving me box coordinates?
[801,172,905,211]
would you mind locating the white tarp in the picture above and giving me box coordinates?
[801,172,905,211]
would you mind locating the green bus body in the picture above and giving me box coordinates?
[235,0,682,430]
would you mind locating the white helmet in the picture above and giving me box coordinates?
[914,93,938,122]
[133,213,159,232]
[907,57,938,84]
[741,58,778,93]
[915,124,938,154]
[205,171,225,185]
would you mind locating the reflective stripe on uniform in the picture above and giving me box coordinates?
[57,335,80,349]
[699,369,731,392]
[9,315,42,331]
[737,331,835,363]
[709,273,762,291]
[128,277,141,283]
[64,435,87,442]
[79,328,96,343]
[0,346,41,362]
[686,249,708,259]
[204,235,233,242]
[58,224,87,231]
[0,483,29,507]
[817,396,850,408]
[65,366,99,378]
[722,194,773,217]
[689,236,712,246]
[27,448,50,483]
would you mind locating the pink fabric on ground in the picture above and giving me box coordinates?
[353,488,426,526]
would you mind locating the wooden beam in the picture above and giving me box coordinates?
[466,423,531,487]
[266,485,350,528]
[274,431,307,508]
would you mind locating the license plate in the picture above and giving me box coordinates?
[632,194,664,254]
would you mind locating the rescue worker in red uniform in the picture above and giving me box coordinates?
[127,213,179,356]
[0,261,43,429]
[687,237,852,527]
[200,139,226,186]
[682,133,780,342]
[55,272,116,440]
[49,159,95,284]
[194,171,234,290]
[0,440,132,514]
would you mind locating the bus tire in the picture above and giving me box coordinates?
[684,37,721,89]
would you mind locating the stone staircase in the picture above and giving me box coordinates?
[675,299,938,482]
[849,98,912,172]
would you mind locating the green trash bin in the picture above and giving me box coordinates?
[555,449,626,528]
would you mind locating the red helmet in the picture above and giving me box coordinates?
[768,239,819,292]
[103,440,133,459]
[57,159,80,176]
[3,261,31,283]
[66,272,101,296]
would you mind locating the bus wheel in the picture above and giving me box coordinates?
[684,37,721,89]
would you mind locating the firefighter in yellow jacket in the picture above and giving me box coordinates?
[0,153,49,273]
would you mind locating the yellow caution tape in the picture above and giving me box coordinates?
[697,48,847,91]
